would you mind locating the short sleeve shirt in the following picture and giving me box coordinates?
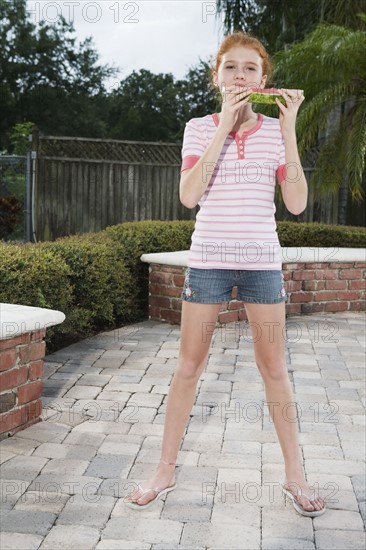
[181,113,286,270]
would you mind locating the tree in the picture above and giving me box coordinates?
[8,121,34,155]
[216,0,366,52]
[176,60,220,124]
[0,0,117,148]
[107,63,218,142]
[273,18,366,218]
[107,70,183,142]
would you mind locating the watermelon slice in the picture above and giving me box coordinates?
[247,87,304,105]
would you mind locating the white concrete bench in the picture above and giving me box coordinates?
[0,303,65,437]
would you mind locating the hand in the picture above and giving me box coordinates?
[275,89,305,140]
[217,84,253,134]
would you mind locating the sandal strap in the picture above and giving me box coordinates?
[137,483,159,495]
[284,485,317,500]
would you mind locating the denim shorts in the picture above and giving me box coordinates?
[181,267,288,304]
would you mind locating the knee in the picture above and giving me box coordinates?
[257,360,288,382]
[176,357,205,383]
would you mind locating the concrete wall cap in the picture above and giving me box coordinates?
[140,248,366,266]
[0,303,65,340]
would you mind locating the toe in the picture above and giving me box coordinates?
[136,493,153,505]
[315,496,325,509]
[303,500,316,511]
[126,486,144,503]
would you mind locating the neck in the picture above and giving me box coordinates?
[235,104,257,123]
[219,103,257,126]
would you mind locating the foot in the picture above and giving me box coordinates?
[283,475,325,514]
[126,461,176,507]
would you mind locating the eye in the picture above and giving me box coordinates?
[225,65,235,69]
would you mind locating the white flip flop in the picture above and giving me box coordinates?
[282,486,326,517]
[123,481,177,510]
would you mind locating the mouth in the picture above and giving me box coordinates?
[220,83,261,95]
[233,83,259,91]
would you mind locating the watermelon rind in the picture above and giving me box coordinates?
[248,92,285,105]
[248,89,304,105]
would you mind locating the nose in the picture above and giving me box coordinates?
[234,68,246,80]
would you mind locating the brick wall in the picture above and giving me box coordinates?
[0,329,46,438]
[148,262,366,324]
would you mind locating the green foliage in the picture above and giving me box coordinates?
[216,0,366,52]
[8,122,34,155]
[0,242,73,312]
[40,233,137,348]
[0,0,116,149]
[277,221,366,247]
[108,70,183,142]
[107,63,219,142]
[105,220,195,314]
[0,232,136,353]
[0,0,221,146]
[105,219,366,252]
[177,60,221,123]
[273,21,366,202]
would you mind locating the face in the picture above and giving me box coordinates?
[213,46,267,92]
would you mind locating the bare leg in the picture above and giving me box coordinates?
[244,301,325,513]
[127,301,222,506]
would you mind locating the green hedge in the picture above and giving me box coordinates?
[105,220,366,250]
[0,232,137,353]
[104,220,194,316]
[277,221,366,248]
[0,220,365,354]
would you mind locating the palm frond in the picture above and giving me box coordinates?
[347,101,366,201]
[322,0,366,30]
[310,118,347,198]
[215,0,257,33]
[296,83,353,154]
[273,23,366,95]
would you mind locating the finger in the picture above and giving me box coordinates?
[225,84,251,95]
[223,87,251,105]
[222,85,246,99]
[281,89,303,103]
[232,92,252,107]
[275,97,286,112]
[234,87,251,98]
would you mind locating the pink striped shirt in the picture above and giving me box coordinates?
[181,113,287,270]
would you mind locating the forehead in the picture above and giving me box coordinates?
[221,46,262,65]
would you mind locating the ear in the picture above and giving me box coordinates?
[212,70,218,87]
[260,74,268,88]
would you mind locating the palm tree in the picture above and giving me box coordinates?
[272,17,366,223]
[216,0,366,51]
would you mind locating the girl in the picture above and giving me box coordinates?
[124,32,326,517]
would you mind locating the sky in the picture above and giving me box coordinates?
[27,1,226,89]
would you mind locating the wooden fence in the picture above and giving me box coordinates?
[30,130,364,243]
[31,131,196,242]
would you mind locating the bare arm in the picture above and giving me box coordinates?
[281,136,308,215]
[275,89,308,215]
